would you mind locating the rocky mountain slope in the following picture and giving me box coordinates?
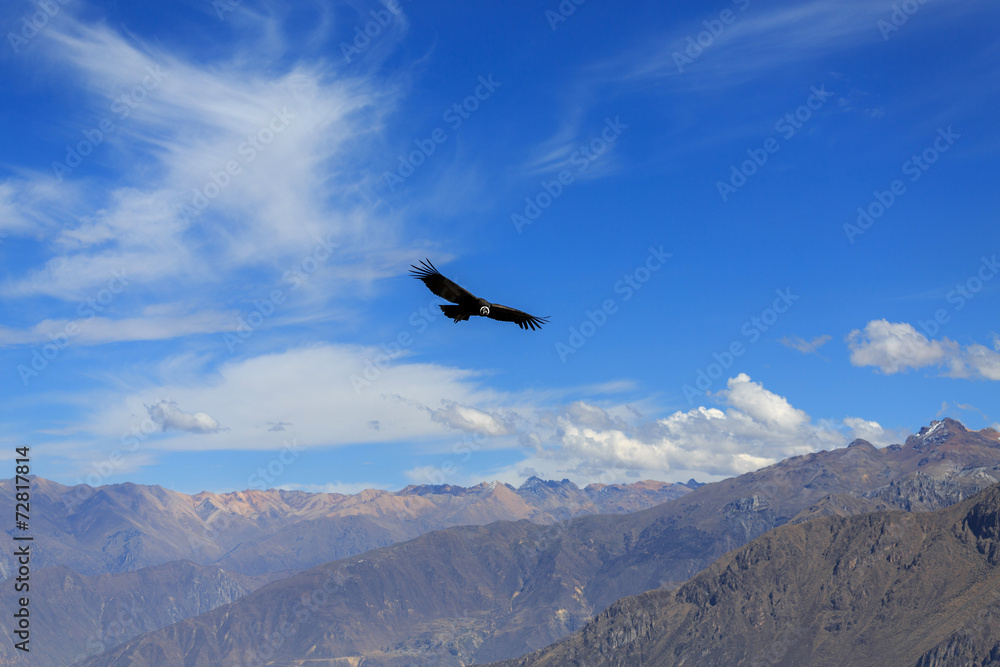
[0,560,282,667]
[80,419,1000,666]
[489,482,1000,666]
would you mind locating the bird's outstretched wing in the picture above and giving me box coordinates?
[410,259,478,305]
[486,303,550,331]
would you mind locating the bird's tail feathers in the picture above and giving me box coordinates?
[440,305,469,323]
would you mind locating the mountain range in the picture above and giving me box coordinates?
[74,419,1000,666]
[0,475,692,580]
[0,475,691,666]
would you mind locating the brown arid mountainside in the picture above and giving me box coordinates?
[0,477,687,667]
[77,419,1000,666]
[578,418,1000,616]
[487,482,1000,667]
[78,520,587,667]
[0,476,692,580]
[0,560,283,667]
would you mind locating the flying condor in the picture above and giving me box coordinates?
[410,259,550,331]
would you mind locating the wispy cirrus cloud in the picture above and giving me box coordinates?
[609,0,992,89]
[0,310,236,347]
[0,178,79,238]
[780,334,831,355]
[507,0,967,196]
[1,14,407,320]
[937,401,991,423]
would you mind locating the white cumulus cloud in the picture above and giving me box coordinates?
[509,374,853,484]
[146,400,223,434]
[719,373,809,431]
[846,320,951,373]
[847,320,1000,380]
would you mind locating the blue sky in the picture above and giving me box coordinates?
[1,0,999,495]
